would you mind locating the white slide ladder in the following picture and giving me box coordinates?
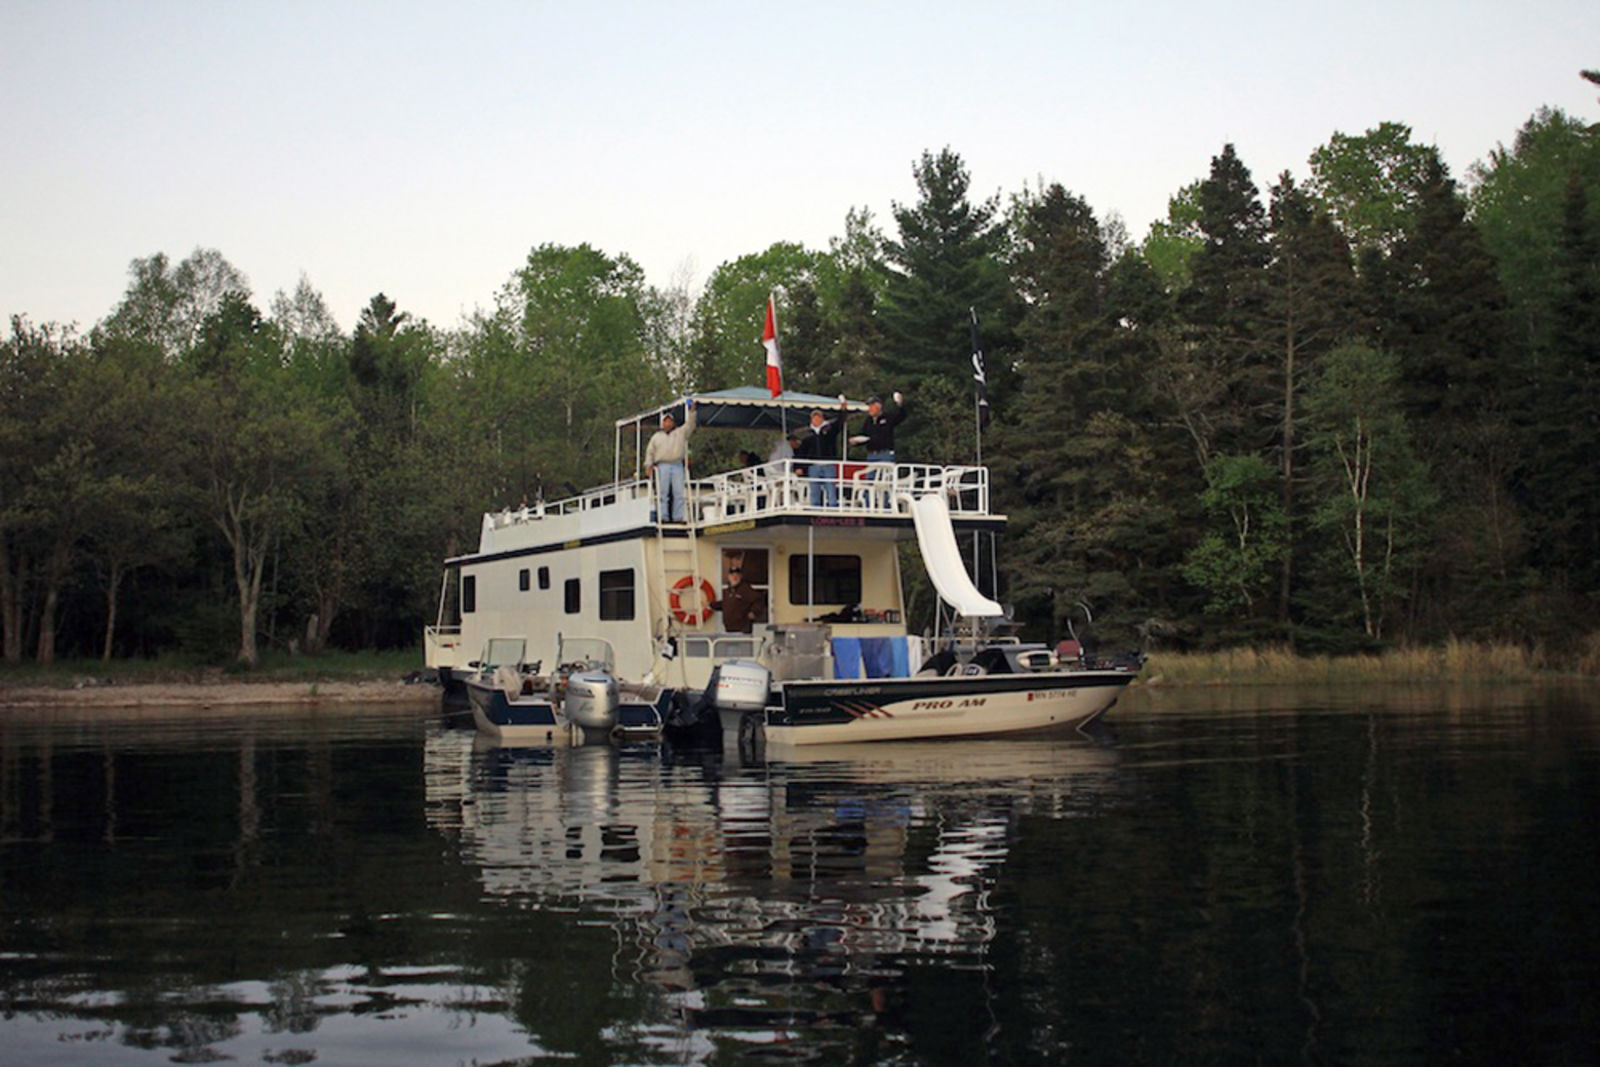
[898,493,1003,617]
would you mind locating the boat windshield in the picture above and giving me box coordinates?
[479,637,526,669]
[556,636,616,673]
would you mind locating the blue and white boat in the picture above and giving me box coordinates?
[462,636,668,744]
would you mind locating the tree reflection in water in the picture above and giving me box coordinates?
[4,690,1600,1063]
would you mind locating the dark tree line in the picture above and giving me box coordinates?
[3,93,1598,667]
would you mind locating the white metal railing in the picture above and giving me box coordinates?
[694,461,989,523]
[481,461,991,532]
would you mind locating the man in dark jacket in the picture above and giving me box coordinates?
[850,391,907,502]
[795,400,847,507]
[855,391,907,465]
[710,567,765,633]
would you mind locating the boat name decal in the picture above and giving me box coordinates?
[810,516,865,527]
[911,697,988,711]
[705,519,757,535]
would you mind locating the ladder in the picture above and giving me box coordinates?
[650,469,708,685]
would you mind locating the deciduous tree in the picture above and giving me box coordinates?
[1303,344,1433,642]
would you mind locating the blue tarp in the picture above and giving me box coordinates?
[832,637,911,679]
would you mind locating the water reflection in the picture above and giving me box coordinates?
[3,689,1599,1064]
[422,730,1124,1058]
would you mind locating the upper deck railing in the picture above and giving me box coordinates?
[480,461,992,537]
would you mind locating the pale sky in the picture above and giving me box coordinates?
[3,1,1597,334]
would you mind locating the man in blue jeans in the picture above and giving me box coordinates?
[644,399,696,521]
[850,391,907,505]
[795,401,846,507]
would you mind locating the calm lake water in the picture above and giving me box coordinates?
[2,685,1597,1066]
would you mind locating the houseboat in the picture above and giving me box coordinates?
[426,388,1139,745]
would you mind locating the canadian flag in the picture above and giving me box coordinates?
[763,295,783,397]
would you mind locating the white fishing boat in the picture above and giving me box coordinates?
[426,387,1141,745]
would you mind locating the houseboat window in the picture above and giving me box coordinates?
[462,574,477,613]
[538,566,550,590]
[685,636,757,659]
[787,554,861,605]
[564,577,580,614]
[599,568,635,620]
[518,568,530,592]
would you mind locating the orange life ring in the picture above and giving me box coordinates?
[670,575,716,624]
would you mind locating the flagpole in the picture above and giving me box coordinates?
[969,307,985,603]
[969,307,986,465]
[974,392,983,466]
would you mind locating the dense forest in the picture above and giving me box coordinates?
[3,95,1599,668]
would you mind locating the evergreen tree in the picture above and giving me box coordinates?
[1380,154,1521,637]
[1163,145,1273,466]
[1521,172,1600,605]
[815,206,891,390]
[1386,154,1508,428]
[997,184,1113,630]
[1263,173,1357,633]
[880,148,1011,410]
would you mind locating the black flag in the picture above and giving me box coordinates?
[970,307,990,431]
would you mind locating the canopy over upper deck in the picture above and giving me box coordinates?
[619,387,871,435]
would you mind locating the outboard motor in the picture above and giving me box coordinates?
[663,688,720,748]
[710,660,771,713]
[563,671,620,732]
[664,661,770,749]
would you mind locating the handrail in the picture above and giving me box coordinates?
[482,461,992,532]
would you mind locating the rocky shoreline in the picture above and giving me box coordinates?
[0,678,443,710]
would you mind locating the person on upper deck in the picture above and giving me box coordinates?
[644,399,696,522]
[769,432,799,464]
[852,391,907,467]
[795,399,847,507]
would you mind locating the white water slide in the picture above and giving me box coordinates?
[899,493,1004,617]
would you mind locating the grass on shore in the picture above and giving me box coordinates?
[7,638,1600,690]
[1145,636,1600,685]
[0,648,423,688]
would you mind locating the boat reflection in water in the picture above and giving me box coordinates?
[423,727,1123,1053]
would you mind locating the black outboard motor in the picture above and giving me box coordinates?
[663,686,722,748]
